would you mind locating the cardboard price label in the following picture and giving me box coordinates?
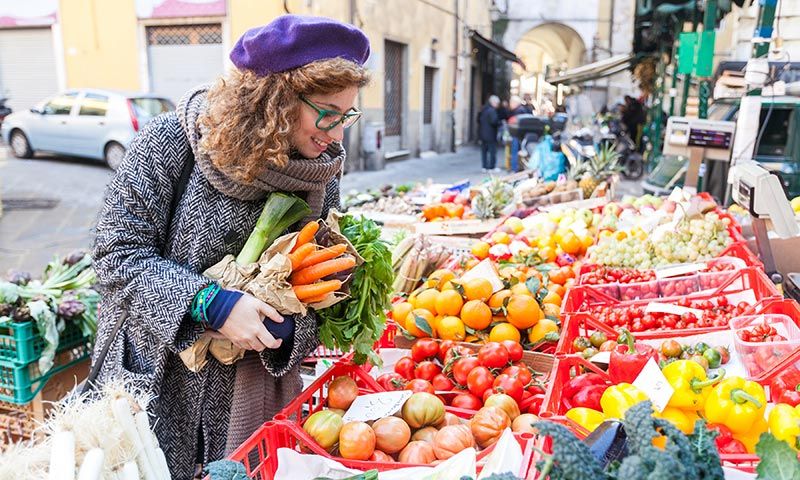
[633,359,675,413]
[342,391,412,423]
[655,263,707,279]
[645,302,704,318]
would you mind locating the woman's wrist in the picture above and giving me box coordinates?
[191,284,243,329]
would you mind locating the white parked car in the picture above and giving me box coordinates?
[1,89,174,169]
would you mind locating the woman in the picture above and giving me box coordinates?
[91,15,370,478]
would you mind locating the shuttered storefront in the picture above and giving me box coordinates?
[146,24,223,103]
[384,40,405,155]
[0,28,58,112]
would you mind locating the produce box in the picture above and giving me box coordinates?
[0,318,89,365]
[228,419,538,479]
[0,342,91,404]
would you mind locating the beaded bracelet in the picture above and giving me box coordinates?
[191,283,221,324]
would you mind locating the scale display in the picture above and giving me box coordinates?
[688,128,733,149]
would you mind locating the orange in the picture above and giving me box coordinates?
[543,303,561,319]
[548,284,566,298]
[542,291,563,307]
[391,302,413,328]
[471,241,491,260]
[538,246,556,263]
[433,314,445,335]
[463,278,493,302]
[414,289,440,314]
[489,322,521,343]
[438,316,466,341]
[580,235,594,251]
[407,287,425,308]
[506,295,542,329]
[510,283,533,297]
[559,232,582,255]
[427,269,456,289]
[435,289,464,316]
[491,231,512,245]
[548,269,567,286]
[460,300,492,330]
[488,289,513,309]
[528,319,559,344]
[406,309,435,337]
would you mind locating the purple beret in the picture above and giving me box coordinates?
[230,15,371,76]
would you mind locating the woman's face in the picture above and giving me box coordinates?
[291,86,359,158]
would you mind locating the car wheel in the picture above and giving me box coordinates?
[9,130,33,159]
[104,142,126,170]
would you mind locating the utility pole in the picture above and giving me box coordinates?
[451,0,459,152]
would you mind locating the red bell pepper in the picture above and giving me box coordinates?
[561,372,608,410]
[771,367,800,407]
[708,423,748,455]
[608,329,658,384]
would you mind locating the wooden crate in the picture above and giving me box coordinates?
[0,358,89,445]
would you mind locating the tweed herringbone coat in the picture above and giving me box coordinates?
[91,94,340,478]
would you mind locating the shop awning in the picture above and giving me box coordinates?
[469,30,526,70]
[546,54,635,85]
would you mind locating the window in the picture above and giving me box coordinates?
[43,93,77,115]
[78,93,109,116]
[128,97,174,120]
[146,24,222,46]
[756,107,793,157]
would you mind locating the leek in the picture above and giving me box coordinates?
[235,193,310,265]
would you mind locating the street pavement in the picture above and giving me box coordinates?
[0,145,642,273]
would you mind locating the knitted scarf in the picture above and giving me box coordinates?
[177,85,344,218]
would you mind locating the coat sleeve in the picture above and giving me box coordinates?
[93,119,211,352]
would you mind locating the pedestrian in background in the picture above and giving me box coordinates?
[506,95,528,172]
[478,94,500,172]
[90,15,370,478]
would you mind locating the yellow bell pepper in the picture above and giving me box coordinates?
[768,403,800,451]
[566,407,606,433]
[656,406,701,435]
[600,383,648,419]
[733,417,768,454]
[704,377,766,434]
[662,360,725,411]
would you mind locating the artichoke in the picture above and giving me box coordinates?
[57,299,85,319]
[12,305,31,323]
[6,270,32,286]
[64,251,87,267]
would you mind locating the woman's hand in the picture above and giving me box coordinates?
[217,294,284,351]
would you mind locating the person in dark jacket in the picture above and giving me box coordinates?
[478,95,500,171]
[91,15,370,479]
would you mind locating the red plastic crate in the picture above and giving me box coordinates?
[306,323,397,362]
[719,242,764,270]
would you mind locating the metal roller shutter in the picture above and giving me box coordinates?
[0,28,58,112]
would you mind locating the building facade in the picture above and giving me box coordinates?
[0,0,500,171]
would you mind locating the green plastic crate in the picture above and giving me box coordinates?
[0,342,92,404]
[0,319,89,365]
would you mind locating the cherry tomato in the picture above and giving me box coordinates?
[451,392,483,410]
[478,342,510,369]
[411,338,440,363]
[501,340,524,362]
[377,372,406,391]
[528,383,546,395]
[492,374,524,402]
[502,365,533,387]
[394,356,416,380]
[444,346,472,368]
[405,379,435,394]
[438,340,456,362]
[453,356,481,385]
[432,373,454,391]
[466,366,495,397]
[414,360,442,381]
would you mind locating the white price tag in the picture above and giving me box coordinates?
[655,263,707,279]
[342,391,412,423]
[460,258,504,293]
[633,359,675,413]
[645,302,704,318]
[589,351,611,365]
[725,289,756,306]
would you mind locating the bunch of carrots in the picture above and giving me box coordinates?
[287,221,356,303]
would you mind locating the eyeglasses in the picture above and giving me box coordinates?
[299,95,362,131]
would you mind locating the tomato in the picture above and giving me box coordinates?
[435,412,463,428]
[414,360,442,381]
[438,340,456,362]
[377,373,406,391]
[401,392,445,429]
[469,406,511,448]
[432,373,454,391]
[412,338,440,363]
[405,379,435,394]
[398,440,436,464]
[501,340,524,362]
[411,426,438,444]
[339,421,376,460]
[369,450,394,462]
[444,345,472,367]
[478,342,510,369]
[484,393,521,421]
[527,383,546,395]
[502,365,532,387]
[327,376,359,410]
[512,413,540,434]
[492,374,524,402]
[453,356,480,385]
[450,392,483,410]
[372,416,411,454]
[303,410,343,451]
[432,424,475,460]
[395,356,416,381]
[466,366,495,397]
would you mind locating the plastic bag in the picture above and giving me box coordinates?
[530,135,566,181]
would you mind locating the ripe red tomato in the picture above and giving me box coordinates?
[405,379,435,394]
[438,340,456,362]
[502,365,532,387]
[377,373,406,391]
[411,338,440,363]
[466,366,495,397]
[453,356,481,385]
[444,346,472,368]
[451,392,483,410]
[501,340,524,363]
[493,374,524,402]
[477,342,510,369]
[394,356,416,381]
[414,361,442,382]
[432,374,454,391]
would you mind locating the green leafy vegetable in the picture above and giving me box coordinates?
[756,432,800,480]
[316,215,393,365]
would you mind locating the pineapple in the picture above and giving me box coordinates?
[579,143,622,198]
[472,177,514,219]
